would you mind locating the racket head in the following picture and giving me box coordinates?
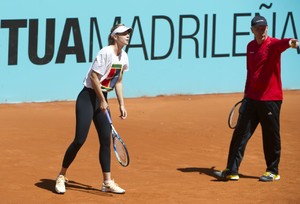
[111,128,130,167]
[228,100,243,129]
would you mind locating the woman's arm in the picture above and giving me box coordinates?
[90,70,109,112]
[115,71,127,119]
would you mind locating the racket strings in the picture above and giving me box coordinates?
[229,101,242,129]
[230,109,239,127]
[113,135,129,166]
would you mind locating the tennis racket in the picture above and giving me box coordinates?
[228,100,243,129]
[105,110,130,167]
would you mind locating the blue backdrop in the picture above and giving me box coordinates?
[0,0,299,103]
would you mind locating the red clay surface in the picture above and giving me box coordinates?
[1,91,300,203]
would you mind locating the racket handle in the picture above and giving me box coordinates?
[105,110,112,124]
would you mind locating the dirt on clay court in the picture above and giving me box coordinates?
[0,90,300,204]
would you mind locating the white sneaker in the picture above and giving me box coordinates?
[55,175,68,194]
[101,180,125,194]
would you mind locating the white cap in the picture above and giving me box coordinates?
[111,25,133,37]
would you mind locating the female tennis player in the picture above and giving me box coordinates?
[55,24,132,194]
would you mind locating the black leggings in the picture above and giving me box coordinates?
[62,87,111,172]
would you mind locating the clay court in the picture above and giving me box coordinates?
[0,91,299,203]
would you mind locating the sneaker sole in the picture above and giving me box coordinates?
[259,174,280,182]
[101,189,125,194]
[227,177,239,181]
[55,188,66,194]
[259,177,280,182]
[213,171,239,181]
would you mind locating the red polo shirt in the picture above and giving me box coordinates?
[244,37,291,100]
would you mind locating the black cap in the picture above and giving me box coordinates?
[251,15,268,27]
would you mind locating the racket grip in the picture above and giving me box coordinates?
[105,110,112,124]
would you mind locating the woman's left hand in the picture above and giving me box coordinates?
[119,105,127,119]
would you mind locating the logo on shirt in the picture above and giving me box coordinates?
[101,64,122,92]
